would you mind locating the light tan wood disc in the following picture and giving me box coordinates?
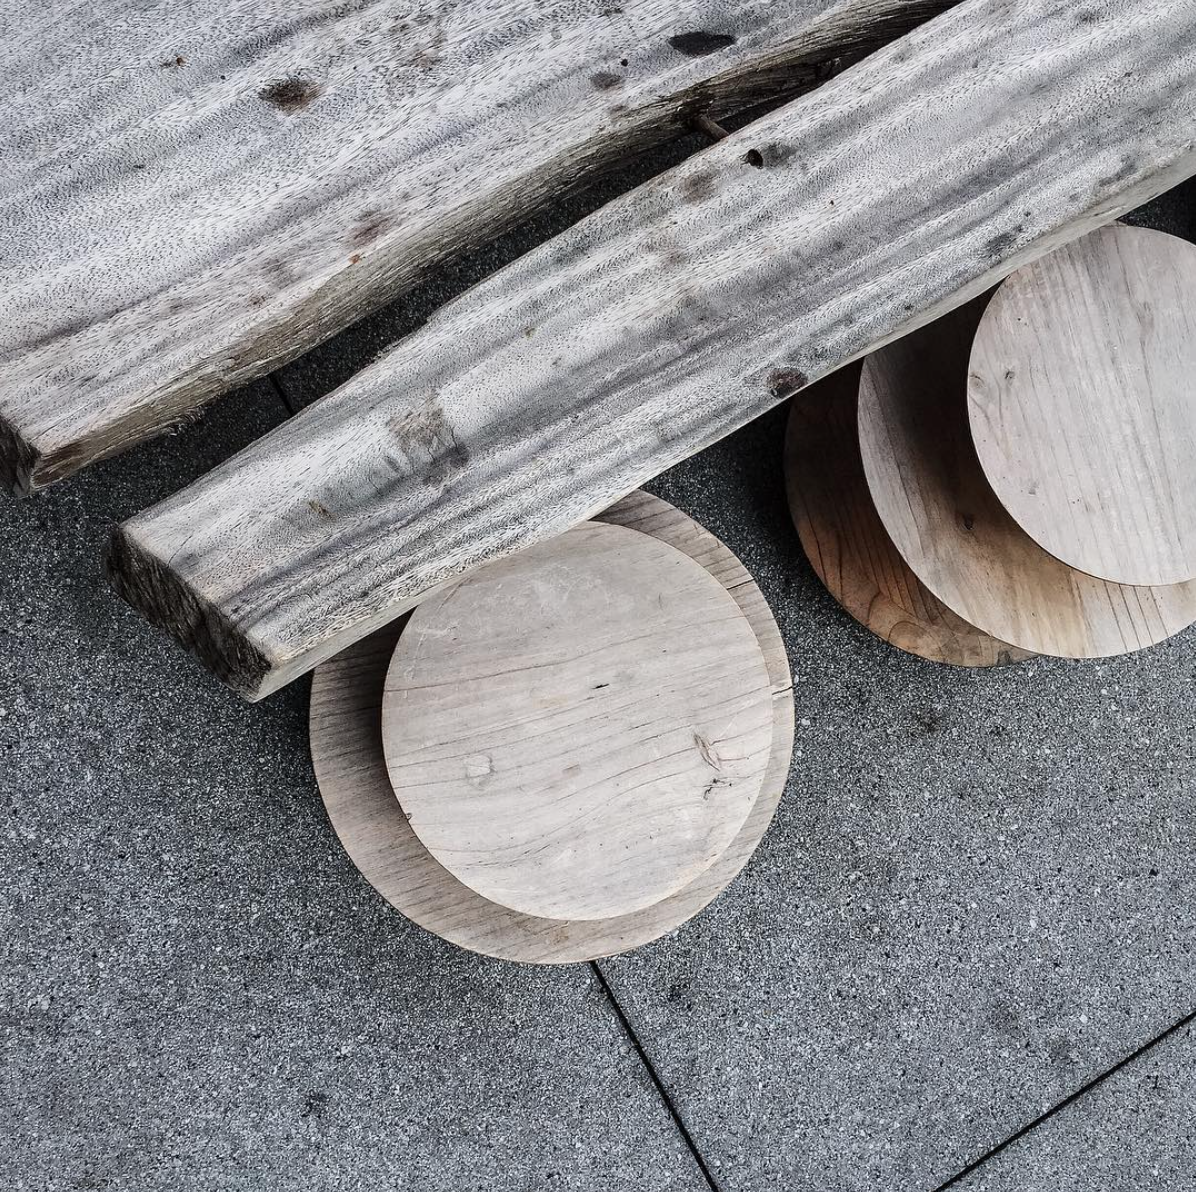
[309,492,794,963]
[381,518,772,921]
[968,224,1196,587]
[785,366,1032,668]
[857,295,1196,659]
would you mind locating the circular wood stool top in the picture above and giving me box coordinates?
[381,518,774,922]
[785,365,1032,667]
[858,295,1196,658]
[309,491,794,963]
[968,224,1196,587]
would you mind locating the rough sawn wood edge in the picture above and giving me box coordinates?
[0,0,955,494]
[109,0,1196,699]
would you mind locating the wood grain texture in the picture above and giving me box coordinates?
[968,224,1196,587]
[111,0,1196,699]
[382,520,773,921]
[309,491,795,963]
[785,366,1032,667]
[857,296,1196,659]
[0,0,952,493]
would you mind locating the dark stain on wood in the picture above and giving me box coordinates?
[669,31,736,56]
[390,396,470,487]
[984,224,1024,258]
[308,499,334,519]
[349,210,393,247]
[590,70,623,90]
[160,55,187,68]
[259,75,324,113]
[768,369,809,399]
[680,171,715,203]
[264,258,298,286]
[743,148,764,169]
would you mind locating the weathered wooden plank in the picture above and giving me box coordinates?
[110,0,1196,700]
[0,0,951,493]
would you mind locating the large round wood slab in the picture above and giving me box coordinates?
[382,519,772,921]
[786,366,1032,668]
[968,224,1196,587]
[857,295,1196,659]
[309,491,794,963]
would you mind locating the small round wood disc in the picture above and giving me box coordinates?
[968,224,1196,587]
[381,519,774,922]
[785,365,1032,667]
[857,294,1196,659]
[309,491,794,963]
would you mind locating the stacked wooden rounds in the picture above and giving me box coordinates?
[968,224,1196,588]
[310,491,794,963]
[786,362,1032,668]
[787,223,1196,662]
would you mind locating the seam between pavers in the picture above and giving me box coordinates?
[591,960,724,1192]
[269,373,299,417]
[934,1006,1196,1191]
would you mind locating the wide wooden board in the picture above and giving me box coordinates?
[785,366,1031,667]
[111,0,1196,698]
[856,296,1196,659]
[309,491,795,963]
[381,520,773,922]
[0,0,952,493]
[968,224,1196,587]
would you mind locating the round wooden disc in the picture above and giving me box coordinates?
[857,294,1196,659]
[968,224,1196,587]
[382,519,772,921]
[785,365,1032,667]
[309,491,794,963]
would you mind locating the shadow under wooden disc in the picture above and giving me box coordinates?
[858,295,1196,659]
[969,224,1196,588]
[785,365,1032,667]
[382,519,774,923]
[309,491,794,964]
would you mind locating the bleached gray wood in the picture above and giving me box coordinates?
[110,0,1196,700]
[0,0,950,493]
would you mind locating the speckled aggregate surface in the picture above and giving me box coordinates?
[953,1022,1196,1192]
[2,157,1193,1192]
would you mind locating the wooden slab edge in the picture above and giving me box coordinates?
[0,0,954,493]
[110,0,1196,698]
